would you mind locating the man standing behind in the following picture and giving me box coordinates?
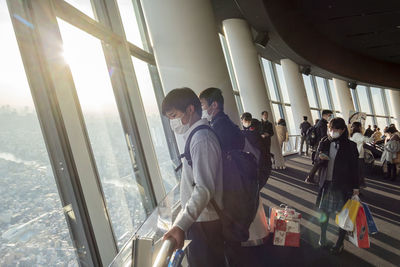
[364,125,374,137]
[305,110,333,184]
[299,116,312,155]
[162,88,224,267]
[260,111,274,157]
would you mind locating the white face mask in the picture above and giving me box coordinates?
[243,122,251,128]
[329,130,341,139]
[202,109,213,121]
[170,117,190,134]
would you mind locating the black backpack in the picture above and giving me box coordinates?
[306,125,318,147]
[181,124,259,243]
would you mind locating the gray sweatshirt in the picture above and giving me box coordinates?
[173,119,223,232]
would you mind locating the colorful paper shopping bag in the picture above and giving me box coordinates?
[335,197,360,231]
[348,205,370,248]
[361,202,378,234]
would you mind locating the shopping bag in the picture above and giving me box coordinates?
[273,217,301,247]
[335,196,361,231]
[269,205,301,232]
[348,205,370,248]
[361,202,378,234]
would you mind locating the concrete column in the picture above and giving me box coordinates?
[140,0,240,125]
[223,18,285,168]
[389,89,400,129]
[280,59,313,134]
[333,78,355,124]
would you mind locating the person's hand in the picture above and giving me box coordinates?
[353,189,360,196]
[319,154,329,160]
[261,134,266,138]
[163,226,185,250]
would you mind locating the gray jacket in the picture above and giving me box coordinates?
[381,139,400,163]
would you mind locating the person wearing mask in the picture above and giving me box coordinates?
[161,88,224,267]
[381,126,400,181]
[372,127,383,143]
[276,118,288,150]
[350,122,374,188]
[259,111,274,156]
[199,87,244,152]
[305,110,333,184]
[364,125,374,137]
[316,118,360,254]
[299,116,312,156]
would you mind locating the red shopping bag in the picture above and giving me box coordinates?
[348,205,370,248]
[273,218,300,247]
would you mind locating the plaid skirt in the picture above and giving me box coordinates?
[316,181,346,214]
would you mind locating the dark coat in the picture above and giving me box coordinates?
[300,121,312,136]
[259,120,274,137]
[315,118,328,145]
[317,133,360,196]
[210,111,245,152]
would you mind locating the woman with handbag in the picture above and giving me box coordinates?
[381,126,400,181]
[315,118,360,254]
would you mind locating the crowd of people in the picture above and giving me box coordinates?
[159,86,399,266]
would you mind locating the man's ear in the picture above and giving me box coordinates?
[186,104,195,114]
[211,101,218,109]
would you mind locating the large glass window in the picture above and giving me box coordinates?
[275,64,290,103]
[311,110,321,124]
[58,20,147,249]
[303,75,317,108]
[272,104,282,123]
[376,117,389,129]
[315,77,330,109]
[0,6,78,265]
[328,79,340,112]
[357,86,372,114]
[132,57,177,193]
[384,89,394,117]
[285,106,296,135]
[64,0,95,19]
[351,89,359,112]
[116,0,144,50]
[370,87,385,116]
[261,59,278,101]
[366,116,374,128]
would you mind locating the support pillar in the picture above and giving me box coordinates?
[333,78,355,124]
[223,18,285,168]
[280,59,313,134]
[140,0,240,125]
[389,89,400,129]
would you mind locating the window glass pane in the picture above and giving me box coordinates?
[64,0,95,20]
[328,79,340,112]
[366,116,374,129]
[384,89,394,117]
[303,75,317,108]
[311,110,321,124]
[275,64,290,103]
[357,86,371,114]
[370,87,385,116]
[116,0,144,50]
[58,20,148,249]
[234,94,244,116]
[220,34,239,92]
[271,104,281,124]
[315,77,330,109]
[261,59,278,101]
[376,117,389,130]
[132,57,177,193]
[285,106,297,135]
[0,6,78,265]
[351,89,359,112]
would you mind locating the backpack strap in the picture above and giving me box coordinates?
[181,124,213,168]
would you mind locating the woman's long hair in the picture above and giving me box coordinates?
[350,121,362,137]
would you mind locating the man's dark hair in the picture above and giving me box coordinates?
[241,112,252,122]
[373,125,378,128]
[162,87,202,117]
[277,118,286,126]
[322,110,333,116]
[261,111,268,116]
[303,116,308,121]
[199,87,224,111]
[329,117,346,130]
[385,125,397,134]
[367,125,371,128]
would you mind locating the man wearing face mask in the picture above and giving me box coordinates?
[199,87,245,152]
[305,110,333,184]
[161,88,225,267]
[315,117,359,254]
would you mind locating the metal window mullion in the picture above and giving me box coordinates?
[92,0,166,203]
[351,89,360,112]
[270,62,283,103]
[310,76,322,112]
[380,89,391,125]
[366,86,377,125]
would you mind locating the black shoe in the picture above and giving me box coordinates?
[318,239,329,249]
[330,244,344,255]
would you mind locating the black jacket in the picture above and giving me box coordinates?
[259,120,274,137]
[315,118,328,144]
[300,121,312,136]
[210,111,245,152]
[364,128,374,137]
[317,132,360,195]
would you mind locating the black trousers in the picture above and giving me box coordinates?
[186,220,225,267]
[320,212,346,247]
[386,162,397,180]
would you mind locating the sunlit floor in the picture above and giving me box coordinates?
[237,154,400,267]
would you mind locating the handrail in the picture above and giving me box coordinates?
[152,237,176,267]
